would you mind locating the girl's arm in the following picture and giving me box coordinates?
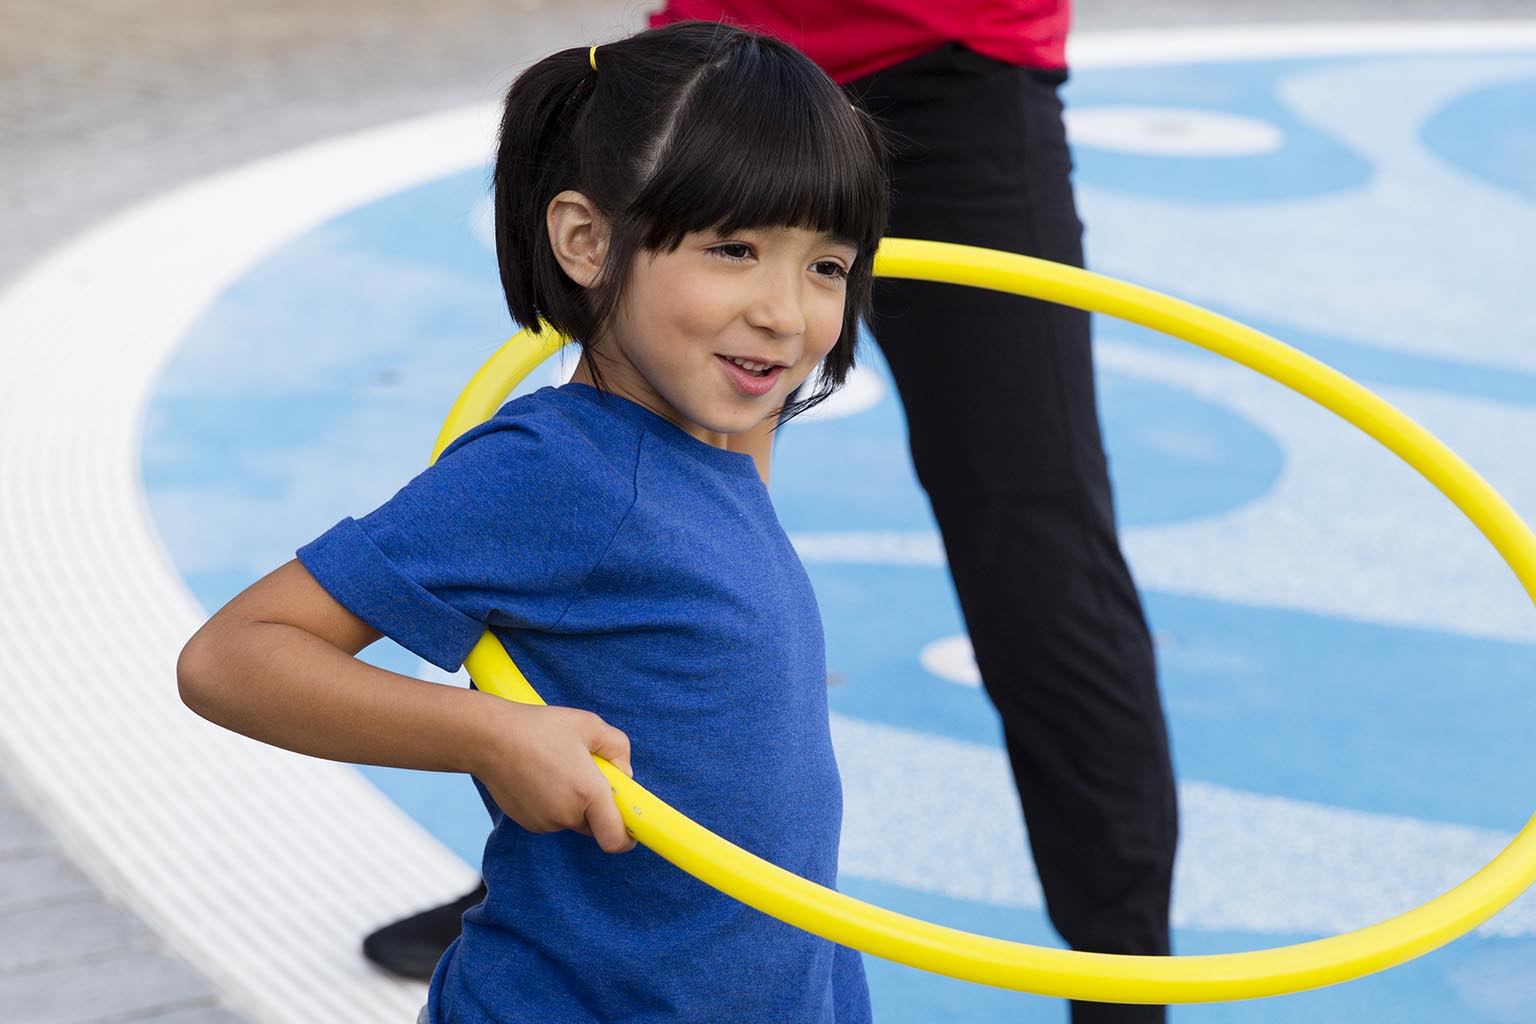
[177,559,635,853]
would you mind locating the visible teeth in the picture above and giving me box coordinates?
[729,357,772,372]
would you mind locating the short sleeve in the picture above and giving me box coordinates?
[297,401,637,672]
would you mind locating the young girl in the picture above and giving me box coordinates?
[176,20,889,1024]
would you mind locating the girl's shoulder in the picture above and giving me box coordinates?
[433,384,646,501]
[457,382,642,439]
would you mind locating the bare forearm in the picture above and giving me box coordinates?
[176,559,637,852]
[178,618,496,776]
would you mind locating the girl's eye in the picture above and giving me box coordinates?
[709,243,847,280]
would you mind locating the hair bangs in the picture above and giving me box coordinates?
[630,40,886,257]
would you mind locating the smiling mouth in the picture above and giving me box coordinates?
[716,355,788,396]
[721,355,785,377]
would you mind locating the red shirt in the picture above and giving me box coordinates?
[649,0,1069,83]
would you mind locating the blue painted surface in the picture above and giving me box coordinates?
[1422,76,1536,203]
[1066,60,1374,202]
[141,47,1536,1022]
[1101,312,1536,407]
[772,344,1285,532]
[844,875,1536,1023]
[813,561,1536,831]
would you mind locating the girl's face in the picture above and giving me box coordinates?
[585,225,857,447]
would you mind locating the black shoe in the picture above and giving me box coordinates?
[362,881,487,981]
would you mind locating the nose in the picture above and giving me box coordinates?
[745,266,806,339]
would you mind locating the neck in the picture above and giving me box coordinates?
[568,349,729,451]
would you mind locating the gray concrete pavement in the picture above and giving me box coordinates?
[0,771,245,1022]
[1,1,1528,1020]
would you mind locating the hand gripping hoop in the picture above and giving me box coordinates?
[428,238,1536,1003]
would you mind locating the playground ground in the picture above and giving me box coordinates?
[4,2,1536,1021]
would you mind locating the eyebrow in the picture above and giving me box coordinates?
[819,232,860,251]
[722,225,861,251]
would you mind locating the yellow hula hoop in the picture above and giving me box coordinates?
[428,238,1536,1003]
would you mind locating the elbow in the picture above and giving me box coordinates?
[176,626,224,722]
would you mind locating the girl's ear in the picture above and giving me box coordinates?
[547,190,611,289]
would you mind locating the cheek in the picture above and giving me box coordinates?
[654,272,734,340]
[807,293,848,362]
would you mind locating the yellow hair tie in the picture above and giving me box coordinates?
[589,45,598,71]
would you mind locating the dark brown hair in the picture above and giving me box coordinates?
[491,20,890,420]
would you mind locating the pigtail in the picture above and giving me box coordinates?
[492,48,598,339]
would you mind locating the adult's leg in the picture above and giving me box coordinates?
[847,46,1178,1023]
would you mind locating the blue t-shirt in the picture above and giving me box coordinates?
[297,383,869,1024]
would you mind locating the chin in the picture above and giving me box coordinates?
[716,415,770,436]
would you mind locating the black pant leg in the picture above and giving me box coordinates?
[847,46,1178,1023]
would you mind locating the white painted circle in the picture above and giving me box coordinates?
[798,361,886,421]
[1065,106,1285,156]
[920,634,982,687]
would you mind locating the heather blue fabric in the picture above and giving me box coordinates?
[298,383,869,1024]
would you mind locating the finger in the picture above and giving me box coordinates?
[586,718,633,779]
[583,780,636,854]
